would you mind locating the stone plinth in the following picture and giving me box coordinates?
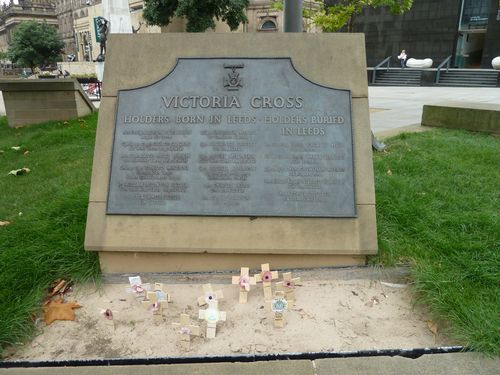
[85,33,377,273]
[0,79,95,128]
[422,102,500,134]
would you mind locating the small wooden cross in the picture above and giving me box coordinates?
[197,283,224,306]
[254,263,279,300]
[198,300,226,338]
[172,313,200,350]
[276,272,301,306]
[142,283,171,318]
[231,267,257,303]
[268,291,288,328]
[127,276,150,299]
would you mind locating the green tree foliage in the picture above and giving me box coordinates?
[8,20,64,70]
[142,0,250,32]
[273,0,413,32]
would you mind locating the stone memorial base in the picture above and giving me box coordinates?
[0,79,95,128]
[422,101,500,134]
[99,252,366,273]
[85,33,377,272]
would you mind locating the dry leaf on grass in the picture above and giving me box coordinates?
[11,146,21,151]
[427,320,439,335]
[0,220,11,226]
[43,300,82,325]
[8,167,31,176]
[48,280,71,298]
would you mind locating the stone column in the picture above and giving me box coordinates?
[102,0,132,33]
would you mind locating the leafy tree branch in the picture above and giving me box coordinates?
[272,0,413,32]
[8,21,64,70]
[143,0,250,32]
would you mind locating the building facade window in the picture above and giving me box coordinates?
[259,18,277,31]
[460,0,490,30]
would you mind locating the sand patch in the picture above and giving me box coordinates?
[9,268,453,360]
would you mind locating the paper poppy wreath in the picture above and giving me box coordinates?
[132,285,144,293]
[261,271,273,282]
[271,298,288,313]
[283,280,295,289]
[239,275,250,290]
[205,308,220,324]
[204,292,217,304]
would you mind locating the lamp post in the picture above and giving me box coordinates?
[94,16,108,99]
[95,53,104,99]
[283,0,303,32]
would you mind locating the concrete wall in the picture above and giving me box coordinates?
[60,61,96,76]
[422,102,500,134]
[0,79,95,127]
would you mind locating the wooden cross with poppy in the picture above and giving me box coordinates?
[254,263,279,299]
[276,271,301,306]
[172,313,200,350]
[197,283,224,306]
[232,267,257,303]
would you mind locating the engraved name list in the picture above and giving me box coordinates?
[107,58,355,217]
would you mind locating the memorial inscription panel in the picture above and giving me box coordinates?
[107,58,355,217]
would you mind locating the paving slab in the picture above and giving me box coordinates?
[315,352,500,375]
[368,86,500,135]
[0,360,315,375]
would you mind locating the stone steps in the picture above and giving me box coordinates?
[436,70,498,87]
[371,69,422,86]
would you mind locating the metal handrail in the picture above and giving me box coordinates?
[371,56,392,84]
[435,55,452,83]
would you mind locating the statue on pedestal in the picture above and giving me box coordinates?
[97,17,109,56]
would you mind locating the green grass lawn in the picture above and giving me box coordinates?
[373,130,499,355]
[0,114,100,355]
[0,115,498,356]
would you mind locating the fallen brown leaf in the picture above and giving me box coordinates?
[48,280,67,297]
[0,220,11,226]
[43,300,82,325]
[427,320,438,335]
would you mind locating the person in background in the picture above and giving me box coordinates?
[398,49,407,68]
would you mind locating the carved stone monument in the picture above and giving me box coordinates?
[85,33,377,272]
[101,0,132,34]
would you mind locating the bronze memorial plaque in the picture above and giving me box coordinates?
[107,58,355,217]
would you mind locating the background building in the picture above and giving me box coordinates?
[354,0,500,68]
[0,0,58,53]
[2,0,498,68]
